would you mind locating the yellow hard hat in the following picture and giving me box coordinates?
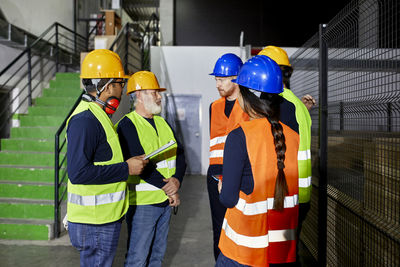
[126,71,166,95]
[258,46,291,67]
[80,49,130,79]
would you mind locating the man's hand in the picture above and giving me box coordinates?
[126,155,149,175]
[162,177,180,196]
[218,180,222,194]
[301,94,316,110]
[168,193,180,207]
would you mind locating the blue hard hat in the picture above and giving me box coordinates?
[209,53,243,77]
[232,55,283,94]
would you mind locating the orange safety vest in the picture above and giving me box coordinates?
[209,97,249,165]
[219,118,299,266]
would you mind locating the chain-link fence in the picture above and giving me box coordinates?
[290,0,400,266]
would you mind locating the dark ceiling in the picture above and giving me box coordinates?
[174,0,352,47]
[121,0,352,47]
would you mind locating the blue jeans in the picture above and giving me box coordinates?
[125,205,172,267]
[216,253,298,267]
[68,220,122,267]
[216,253,250,267]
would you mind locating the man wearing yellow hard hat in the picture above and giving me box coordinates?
[259,46,313,265]
[66,49,148,267]
[115,71,186,266]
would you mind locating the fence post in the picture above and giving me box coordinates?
[318,23,328,267]
[340,101,344,131]
[8,23,11,41]
[387,102,392,132]
[27,48,32,106]
[54,134,60,238]
[55,23,59,73]
[125,24,129,74]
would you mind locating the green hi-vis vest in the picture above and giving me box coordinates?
[66,101,129,224]
[115,111,177,205]
[280,88,312,203]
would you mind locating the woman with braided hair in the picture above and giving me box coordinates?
[216,55,300,267]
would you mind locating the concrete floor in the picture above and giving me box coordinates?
[0,175,316,267]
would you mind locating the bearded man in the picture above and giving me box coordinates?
[115,71,186,267]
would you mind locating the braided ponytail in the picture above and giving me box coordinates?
[267,116,288,211]
[239,86,289,211]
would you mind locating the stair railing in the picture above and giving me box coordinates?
[0,22,88,139]
[54,91,82,238]
[141,13,159,70]
[109,22,142,75]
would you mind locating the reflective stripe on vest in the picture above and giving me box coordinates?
[298,149,312,188]
[128,183,160,192]
[235,194,299,216]
[66,101,129,224]
[116,111,177,205]
[68,190,125,206]
[222,219,296,249]
[298,149,311,161]
[218,118,299,266]
[281,89,313,203]
[299,176,312,188]
[209,150,224,159]
[209,98,248,165]
[156,159,176,169]
[209,135,227,147]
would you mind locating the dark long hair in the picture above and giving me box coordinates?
[239,85,288,211]
[280,65,293,89]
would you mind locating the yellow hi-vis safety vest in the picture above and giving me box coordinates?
[280,88,312,203]
[116,111,177,205]
[66,101,129,224]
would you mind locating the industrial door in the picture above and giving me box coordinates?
[164,94,202,174]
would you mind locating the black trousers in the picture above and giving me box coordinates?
[296,201,311,265]
[206,173,227,261]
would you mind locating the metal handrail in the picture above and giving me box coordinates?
[54,92,83,237]
[0,22,87,136]
[141,13,159,70]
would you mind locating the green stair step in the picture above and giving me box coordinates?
[0,199,54,220]
[34,96,80,107]
[49,79,80,89]
[1,138,67,153]
[55,72,80,81]
[0,151,65,167]
[42,88,82,98]
[1,138,53,152]
[10,127,62,139]
[0,166,55,182]
[19,115,65,127]
[0,182,55,200]
[28,106,71,116]
[0,218,53,240]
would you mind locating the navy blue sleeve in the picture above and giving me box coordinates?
[209,103,212,133]
[220,127,254,208]
[116,117,167,189]
[280,99,299,134]
[67,111,129,185]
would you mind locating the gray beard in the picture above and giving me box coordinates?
[143,99,162,115]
